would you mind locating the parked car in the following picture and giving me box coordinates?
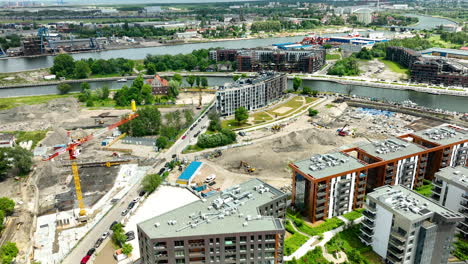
[208,181,216,186]
[125,231,135,241]
[204,174,216,183]
[133,197,140,203]
[138,190,146,197]
[194,131,201,137]
[101,232,110,240]
[80,255,90,264]
[182,135,187,140]
[158,168,166,174]
[94,238,103,249]
[128,201,136,210]
[109,221,118,230]
[121,209,128,216]
[87,248,96,256]
[238,131,246,137]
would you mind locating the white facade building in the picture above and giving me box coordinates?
[432,165,468,238]
[361,185,464,264]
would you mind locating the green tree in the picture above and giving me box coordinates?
[183,109,194,127]
[186,75,196,87]
[57,83,72,94]
[195,76,201,87]
[99,85,110,100]
[74,60,91,79]
[119,107,162,136]
[146,63,156,75]
[0,198,15,216]
[112,230,127,247]
[172,73,183,84]
[50,54,75,78]
[0,242,19,264]
[208,111,221,132]
[121,243,133,255]
[0,151,12,181]
[142,173,163,193]
[9,147,33,175]
[308,108,319,117]
[168,80,180,98]
[302,86,311,95]
[80,82,90,92]
[79,89,92,103]
[293,77,302,92]
[234,107,249,125]
[156,136,169,150]
[201,77,208,88]
[232,75,241,81]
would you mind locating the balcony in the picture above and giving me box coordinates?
[363,210,376,219]
[458,223,468,235]
[357,193,365,199]
[359,233,372,245]
[318,184,327,190]
[390,232,406,243]
[459,207,468,215]
[316,206,325,212]
[317,191,327,198]
[462,193,468,201]
[387,252,403,264]
[461,201,468,210]
[317,198,326,204]
[316,213,324,219]
[433,179,443,187]
[362,219,375,229]
[361,226,374,236]
[388,244,404,256]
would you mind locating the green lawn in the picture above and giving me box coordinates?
[325,104,335,109]
[251,111,273,123]
[1,130,48,150]
[287,210,345,236]
[379,59,410,76]
[284,233,309,256]
[453,236,468,261]
[415,179,433,197]
[266,96,305,117]
[326,53,341,60]
[0,94,77,110]
[220,119,251,129]
[326,225,382,263]
[342,209,365,222]
[305,97,317,104]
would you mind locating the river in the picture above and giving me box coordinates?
[1,77,466,113]
[0,15,457,73]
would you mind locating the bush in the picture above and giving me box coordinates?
[156,136,169,150]
[196,129,236,149]
[0,242,19,264]
[121,243,133,255]
[327,57,360,76]
[142,173,163,194]
[0,198,15,216]
[57,83,72,94]
[308,108,319,117]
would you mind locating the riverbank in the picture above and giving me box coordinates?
[0,26,360,61]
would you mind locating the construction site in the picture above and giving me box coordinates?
[0,90,455,263]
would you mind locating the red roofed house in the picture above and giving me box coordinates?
[146,75,169,95]
[460,47,468,51]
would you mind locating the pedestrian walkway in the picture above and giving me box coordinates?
[283,216,363,261]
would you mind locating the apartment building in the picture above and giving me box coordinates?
[386,46,468,87]
[404,125,468,179]
[290,124,468,223]
[353,137,428,189]
[290,152,368,222]
[215,72,287,116]
[137,179,287,264]
[431,166,468,238]
[209,49,326,73]
[360,185,463,264]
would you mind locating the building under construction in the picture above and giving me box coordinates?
[210,48,326,73]
[21,36,106,56]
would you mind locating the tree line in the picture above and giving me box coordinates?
[144,48,216,72]
[440,31,467,45]
[327,57,360,76]
[50,54,134,79]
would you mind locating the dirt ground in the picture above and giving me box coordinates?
[358,59,407,82]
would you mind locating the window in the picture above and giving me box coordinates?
[175,241,184,247]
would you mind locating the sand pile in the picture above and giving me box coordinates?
[41,127,69,147]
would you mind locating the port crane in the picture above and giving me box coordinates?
[43,101,138,218]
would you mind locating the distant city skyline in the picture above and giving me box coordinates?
[1,0,259,5]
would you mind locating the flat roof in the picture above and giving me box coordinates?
[358,137,426,161]
[178,161,202,181]
[368,185,464,222]
[293,152,366,180]
[411,125,467,146]
[421,47,468,56]
[435,166,468,191]
[138,179,286,239]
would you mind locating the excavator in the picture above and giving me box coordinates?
[337,124,349,137]
[240,161,255,173]
[43,100,138,219]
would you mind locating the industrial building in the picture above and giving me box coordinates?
[431,166,468,238]
[386,46,468,87]
[215,72,287,116]
[360,185,463,264]
[290,124,468,223]
[209,48,326,73]
[136,179,287,264]
[421,47,468,60]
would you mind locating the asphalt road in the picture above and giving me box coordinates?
[62,106,212,264]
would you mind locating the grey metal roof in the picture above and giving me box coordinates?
[358,137,426,161]
[421,47,468,57]
[412,125,467,146]
[293,152,366,180]
[368,185,464,222]
[435,166,468,191]
[138,179,285,239]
